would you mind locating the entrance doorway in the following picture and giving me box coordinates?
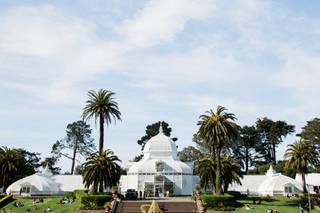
[155,185,164,197]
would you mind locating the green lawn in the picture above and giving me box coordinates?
[0,197,79,213]
[235,196,315,213]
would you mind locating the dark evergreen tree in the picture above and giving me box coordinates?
[232,126,259,173]
[298,118,320,151]
[256,117,295,164]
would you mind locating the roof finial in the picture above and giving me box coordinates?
[42,163,52,176]
[266,164,276,177]
[159,121,163,134]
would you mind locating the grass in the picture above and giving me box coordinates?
[235,196,307,213]
[0,197,78,213]
[2,195,319,213]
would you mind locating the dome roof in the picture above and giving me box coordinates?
[128,124,192,174]
[143,125,178,160]
[6,168,61,195]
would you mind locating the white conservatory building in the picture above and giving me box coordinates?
[6,166,85,196]
[120,126,197,196]
[229,165,303,196]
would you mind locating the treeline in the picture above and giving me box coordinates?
[176,107,320,194]
[179,117,320,174]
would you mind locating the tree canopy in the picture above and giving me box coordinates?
[298,118,320,151]
[82,150,121,193]
[256,117,295,164]
[178,146,203,162]
[231,126,259,172]
[51,120,95,174]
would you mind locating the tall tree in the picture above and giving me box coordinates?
[82,150,121,193]
[197,106,239,194]
[256,117,295,164]
[82,89,121,155]
[284,140,319,193]
[51,120,95,174]
[232,126,259,173]
[298,118,320,151]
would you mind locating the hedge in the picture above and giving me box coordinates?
[202,194,242,210]
[0,195,13,209]
[80,195,112,209]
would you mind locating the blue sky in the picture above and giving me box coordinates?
[0,0,320,172]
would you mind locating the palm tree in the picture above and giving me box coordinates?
[197,156,216,191]
[197,106,239,194]
[82,89,121,155]
[197,155,242,194]
[221,156,242,193]
[82,150,121,193]
[0,147,22,191]
[284,140,319,193]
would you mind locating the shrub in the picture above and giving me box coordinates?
[65,191,76,199]
[299,194,320,206]
[202,194,242,210]
[0,195,13,208]
[74,189,88,199]
[80,195,112,209]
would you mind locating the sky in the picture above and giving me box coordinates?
[0,0,320,172]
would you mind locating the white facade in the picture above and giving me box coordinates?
[6,166,85,196]
[229,166,303,196]
[120,125,196,196]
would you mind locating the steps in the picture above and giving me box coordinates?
[116,200,198,213]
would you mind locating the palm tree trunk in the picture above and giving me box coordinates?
[215,148,222,195]
[302,173,307,193]
[223,183,228,194]
[99,112,104,155]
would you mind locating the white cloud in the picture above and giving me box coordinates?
[117,0,215,48]
[0,1,217,104]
